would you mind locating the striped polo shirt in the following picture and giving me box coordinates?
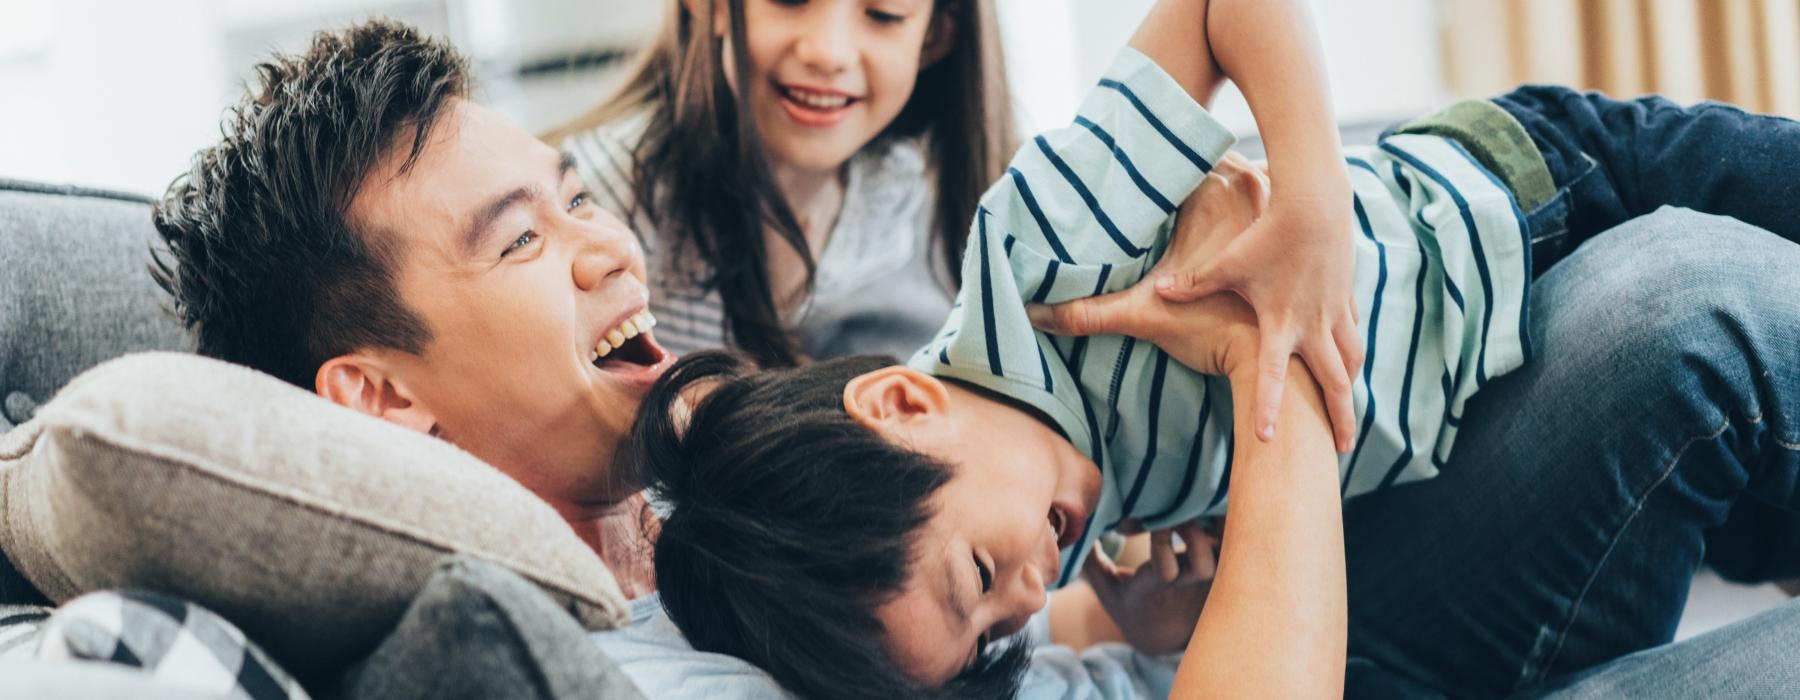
[907,48,1534,587]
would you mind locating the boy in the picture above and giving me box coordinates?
[630,8,1800,700]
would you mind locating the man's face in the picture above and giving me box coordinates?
[348,99,672,513]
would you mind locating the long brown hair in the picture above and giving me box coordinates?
[545,0,1014,367]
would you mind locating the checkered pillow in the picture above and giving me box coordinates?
[33,591,309,700]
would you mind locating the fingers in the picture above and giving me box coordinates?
[1334,306,1365,379]
[1300,333,1358,453]
[1150,528,1179,583]
[1253,325,1292,442]
[1155,254,1238,303]
[1083,546,1126,593]
[1027,285,1146,338]
[1174,521,1217,583]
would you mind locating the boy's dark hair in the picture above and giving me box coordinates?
[151,20,468,387]
[631,350,1029,699]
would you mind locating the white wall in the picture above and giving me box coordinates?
[997,0,1449,137]
[0,0,1450,194]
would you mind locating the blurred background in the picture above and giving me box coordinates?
[7,0,1797,195]
[0,0,1794,635]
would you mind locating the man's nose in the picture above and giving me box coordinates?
[570,223,638,291]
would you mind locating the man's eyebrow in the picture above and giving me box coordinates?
[462,186,535,257]
[459,153,581,257]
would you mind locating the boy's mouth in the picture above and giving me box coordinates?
[775,82,859,127]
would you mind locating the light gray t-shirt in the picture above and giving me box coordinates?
[562,116,955,360]
[591,593,1180,699]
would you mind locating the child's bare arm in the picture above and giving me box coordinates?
[1129,0,1363,454]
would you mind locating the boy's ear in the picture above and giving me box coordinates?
[843,366,951,433]
[920,9,958,69]
[315,353,438,435]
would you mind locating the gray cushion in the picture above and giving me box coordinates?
[327,556,644,700]
[0,178,191,432]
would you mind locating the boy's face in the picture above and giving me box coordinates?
[345,99,672,512]
[852,370,1103,685]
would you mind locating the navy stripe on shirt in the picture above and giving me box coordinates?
[1031,260,1062,304]
[1115,350,1172,525]
[1343,194,1388,492]
[1382,140,1498,387]
[1004,174,1076,264]
[1378,248,1434,489]
[977,211,1003,376]
[1142,385,1213,523]
[1074,116,1178,214]
[1035,135,1146,258]
[1098,78,1215,172]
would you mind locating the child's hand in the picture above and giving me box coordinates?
[1156,164,1362,452]
[1083,519,1218,655]
[1027,154,1265,381]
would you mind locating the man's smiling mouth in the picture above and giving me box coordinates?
[591,310,666,370]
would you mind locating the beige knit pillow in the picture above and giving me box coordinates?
[0,353,630,679]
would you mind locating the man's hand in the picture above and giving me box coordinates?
[1026,153,1265,381]
[1083,520,1220,655]
[1029,152,1362,451]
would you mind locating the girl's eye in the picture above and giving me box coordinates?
[974,555,993,594]
[502,231,535,257]
[569,191,590,211]
[867,8,905,24]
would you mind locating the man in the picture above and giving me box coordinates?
[153,18,1800,700]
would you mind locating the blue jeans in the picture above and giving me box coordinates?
[1343,88,1800,698]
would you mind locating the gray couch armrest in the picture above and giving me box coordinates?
[327,555,645,700]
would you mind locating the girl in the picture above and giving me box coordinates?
[552,0,1368,452]
[547,0,1014,367]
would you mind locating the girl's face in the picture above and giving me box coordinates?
[732,0,943,174]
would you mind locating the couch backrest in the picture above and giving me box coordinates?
[0,179,192,432]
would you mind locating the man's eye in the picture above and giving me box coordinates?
[867,9,905,24]
[569,191,590,211]
[974,555,993,594]
[502,231,535,257]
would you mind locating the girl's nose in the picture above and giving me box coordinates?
[793,14,855,75]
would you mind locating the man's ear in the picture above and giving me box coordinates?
[842,366,951,435]
[920,8,958,70]
[315,354,438,435]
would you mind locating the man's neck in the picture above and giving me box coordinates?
[564,493,659,599]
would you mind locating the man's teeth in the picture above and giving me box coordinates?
[786,87,851,110]
[595,311,657,360]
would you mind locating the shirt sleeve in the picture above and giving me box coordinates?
[909,46,1237,456]
[978,45,1236,273]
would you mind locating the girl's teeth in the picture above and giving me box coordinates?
[638,311,657,328]
[596,340,613,357]
[606,329,626,347]
[621,319,640,339]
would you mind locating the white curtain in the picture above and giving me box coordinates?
[1442,0,1800,116]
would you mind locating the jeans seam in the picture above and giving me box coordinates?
[1531,415,1735,684]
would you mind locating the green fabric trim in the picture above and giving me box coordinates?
[1394,100,1556,212]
